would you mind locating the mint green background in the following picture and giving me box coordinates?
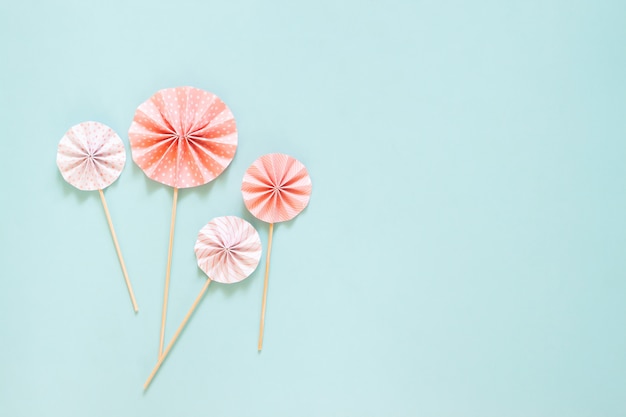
[1,0,625,415]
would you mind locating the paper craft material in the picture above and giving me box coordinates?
[129,86,237,357]
[56,121,139,312]
[143,216,261,389]
[195,216,263,283]
[241,153,312,350]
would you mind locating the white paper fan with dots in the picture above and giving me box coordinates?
[56,121,138,312]
[57,121,126,191]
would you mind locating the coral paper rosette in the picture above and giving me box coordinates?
[129,86,237,189]
[241,153,312,223]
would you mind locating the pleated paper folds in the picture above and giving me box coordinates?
[194,216,262,284]
[57,121,126,191]
[129,86,237,189]
[241,153,312,223]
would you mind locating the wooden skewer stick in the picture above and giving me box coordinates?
[98,189,139,313]
[145,279,211,390]
[159,187,179,357]
[258,222,274,351]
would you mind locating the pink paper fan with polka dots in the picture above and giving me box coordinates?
[129,86,238,357]
[57,121,126,191]
[128,86,237,189]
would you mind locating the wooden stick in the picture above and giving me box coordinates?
[159,187,178,357]
[98,189,139,313]
[258,222,274,351]
[144,279,211,390]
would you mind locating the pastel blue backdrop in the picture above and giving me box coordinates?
[1,1,625,416]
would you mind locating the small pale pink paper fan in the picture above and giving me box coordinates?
[57,121,126,191]
[195,216,262,283]
[56,121,138,312]
[143,216,261,390]
[129,86,237,189]
[241,153,312,223]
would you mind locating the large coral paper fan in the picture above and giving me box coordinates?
[129,86,237,189]
[57,121,126,191]
[241,153,312,223]
[194,216,262,284]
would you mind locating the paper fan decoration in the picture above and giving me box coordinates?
[241,153,312,350]
[129,86,237,189]
[128,86,238,357]
[194,216,263,284]
[241,153,312,223]
[57,121,126,191]
[56,121,139,312]
[144,216,261,389]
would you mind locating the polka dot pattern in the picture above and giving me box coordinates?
[56,121,126,191]
[241,153,312,223]
[128,86,238,189]
[194,216,262,284]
